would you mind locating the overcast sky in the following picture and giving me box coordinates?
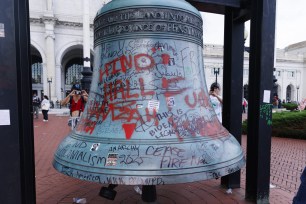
[201,0,306,49]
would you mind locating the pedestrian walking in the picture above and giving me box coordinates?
[32,93,41,119]
[41,95,50,122]
[272,95,279,109]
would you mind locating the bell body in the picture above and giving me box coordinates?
[53,0,245,185]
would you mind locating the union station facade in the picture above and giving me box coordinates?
[30,0,305,103]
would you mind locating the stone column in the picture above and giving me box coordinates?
[42,63,48,97]
[281,69,285,100]
[55,64,62,100]
[45,0,54,18]
[43,16,57,101]
[296,70,301,102]
[47,0,53,11]
[81,0,92,92]
[61,69,66,93]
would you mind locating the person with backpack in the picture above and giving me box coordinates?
[60,84,88,129]
[32,92,41,119]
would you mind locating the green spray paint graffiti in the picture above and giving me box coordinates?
[260,104,273,125]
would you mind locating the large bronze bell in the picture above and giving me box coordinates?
[53,0,245,186]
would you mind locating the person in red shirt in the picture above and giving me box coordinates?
[242,98,248,113]
[61,84,88,128]
[61,84,88,116]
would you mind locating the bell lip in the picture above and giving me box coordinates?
[53,152,245,174]
[52,156,245,185]
[53,132,245,185]
[96,0,201,18]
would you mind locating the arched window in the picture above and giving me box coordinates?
[286,85,292,102]
[65,58,83,85]
[31,55,42,84]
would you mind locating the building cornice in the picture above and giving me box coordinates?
[42,15,58,24]
[277,58,304,63]
[203,44,223,57]
[30,17,93,29]
[284,41,306,51]
[56,21,82,27]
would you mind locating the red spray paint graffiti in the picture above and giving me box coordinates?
[122,123,137,140]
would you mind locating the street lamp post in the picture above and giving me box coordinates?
[297,85,300,102]
[213,67,220,84]
[47,77,52,101]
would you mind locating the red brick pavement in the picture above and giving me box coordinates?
[34,114,305,204]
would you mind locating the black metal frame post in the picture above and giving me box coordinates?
[0,0,36,203]
[221,7,245,189]
[188,1,276,201]
[245,0,276,202]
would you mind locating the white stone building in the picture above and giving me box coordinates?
[203,43,305,103]
[29,0,305,104]
[29,0,110,102]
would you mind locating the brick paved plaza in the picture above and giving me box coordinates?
[34,113,305,203]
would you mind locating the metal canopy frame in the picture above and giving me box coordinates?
[0,0,275,203]
[0,0,35,203]
[187,0,276,202]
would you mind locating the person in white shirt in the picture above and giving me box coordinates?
[209,83,223,123]
[41,95,50,122]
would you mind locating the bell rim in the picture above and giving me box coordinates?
[53,155,245,185]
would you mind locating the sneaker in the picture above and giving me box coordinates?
[43,120,46,122]
[134,186,142,195]
[226,188,232,194]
